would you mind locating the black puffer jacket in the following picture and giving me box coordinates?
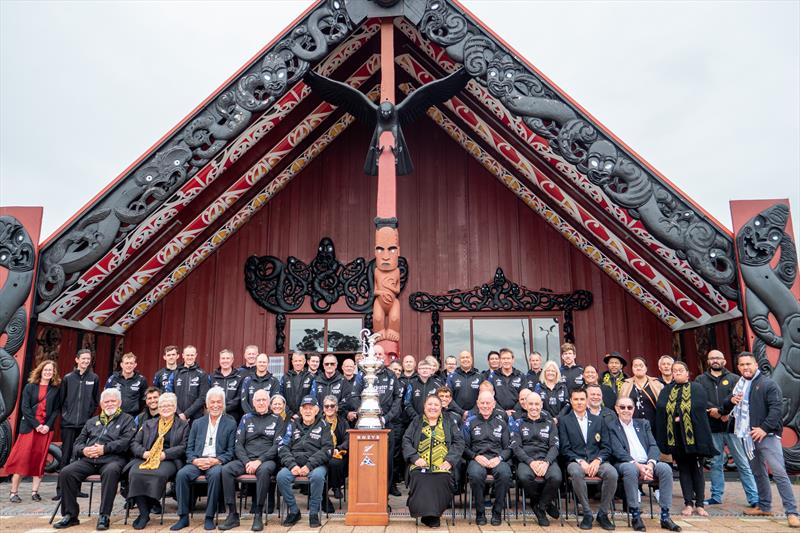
[278,415,332,470]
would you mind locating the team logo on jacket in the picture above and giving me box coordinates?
[595,433,601,442]
[131,382,141,391]
[539,428,549,439]
[521,427,530,437]
[471,379,480,389]
[310,427,322,440]
[492,427,503,438]
[512,377,522,387]
[190,377,200,387]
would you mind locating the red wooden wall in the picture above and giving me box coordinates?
[122,118,676,379]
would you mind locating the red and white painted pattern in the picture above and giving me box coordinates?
[396,19,733,315]
[398,61,705,325]
[113,86,381,332]
[85,55,380,327]
[41,22,380,324]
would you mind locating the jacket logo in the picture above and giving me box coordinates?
[722,379,729,386]
[492,427,503,438]
[595,432,601,442]
[130,383,140,391]
[86,381,95,385]
[190,377,200,387]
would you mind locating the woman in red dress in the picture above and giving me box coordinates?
[6,359,62,503]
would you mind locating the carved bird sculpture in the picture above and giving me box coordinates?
[305,68,470,175]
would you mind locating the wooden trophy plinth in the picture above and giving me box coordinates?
[345,429,389,525]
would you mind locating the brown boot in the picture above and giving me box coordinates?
[787,514,800,528]
[743,507,773,516]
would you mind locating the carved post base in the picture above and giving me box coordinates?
[345,429,389,525]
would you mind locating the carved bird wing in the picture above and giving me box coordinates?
[396,68,470,127]
[305,71,377,127]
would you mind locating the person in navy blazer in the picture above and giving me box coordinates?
[171,387,236,531]
[608,397,681,532]
[558,388,617,531]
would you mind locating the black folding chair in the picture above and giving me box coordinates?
[516,476,565,527]
[48,474,102,524]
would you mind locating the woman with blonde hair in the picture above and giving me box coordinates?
[533,360,569,420]
[6,359,62,503]
[270,394,288,421]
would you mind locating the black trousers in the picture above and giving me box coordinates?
[221,460,277,512]
[56,427,82,492]
[676,454,705,507]
[59,458,125,517]
[466,460,512,515]
[387,428,395,490]
[516,462,562,509]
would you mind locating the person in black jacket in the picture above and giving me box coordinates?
[281,352,317,417]
[725,353,799,527]
[694,349,758,507]
[320,395,348,510]
[511,391,561,527]
[447,351,483,419]
[6,359,62,504]
[559,343,584,390]
[403,394,464,528]
[238,344,260,380]
[535,361,570,420]
[168,345,210,422]
[240,353,280,415]
[153,345,180,391]
[276,396,332,528]
[463,390,512,526]
[403,358,444,420]
[599,352,628,399]
[53,388,137,531]
[210,348,244,421]
[487,348,525,415]
[219,389,285,531]
[559,387,617,531]
[583,365,617,411]
[105,352,148,417]
[525,351,543,390]
[55,349,99,500]
[315,355,347,407]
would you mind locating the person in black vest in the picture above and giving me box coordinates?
[210,348,245,421]
[219,389,285,531]
[55,349,99,500]
[134,387,161,430]
[106,352,148,417]
[447,351,483,420]
[168,345,210,422]
[600,352,628,400]
[238,345,260,380]
[482,350,500,379]
[525,351,543,390]
[559,343,584,390]
[464,390,512,526]
[276,396,332,528]
[315,355,347,407]
[487,348,525,416]
[608,396,680,532]
[53,388,137,531]
[559,387,617,531]
[153,345,180,391]
[511,391,561,527]
[281,352,317,418]
[404,358,444,420]
[241,353,281,415]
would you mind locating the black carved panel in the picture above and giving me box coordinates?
[735,204,800,471]
[0,216,35,466]
[409,267,592,357]
[244,237,408,352]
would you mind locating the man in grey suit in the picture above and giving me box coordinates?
[609,397,681,532]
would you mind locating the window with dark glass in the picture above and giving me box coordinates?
[288,316,363,353]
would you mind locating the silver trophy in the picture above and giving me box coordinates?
[356,329,385,430]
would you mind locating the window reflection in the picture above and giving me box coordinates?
[443,319,470,363]
[327,318,362,352]
[532,318,561,363]
[473,319,530,372]
[290,318,325,352]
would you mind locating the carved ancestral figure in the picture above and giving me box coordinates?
[305,67,470,175]
[735,204,800,469]
[373,227,401,342]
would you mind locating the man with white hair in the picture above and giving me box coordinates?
[53,388,137,531]
[171,387,237,531]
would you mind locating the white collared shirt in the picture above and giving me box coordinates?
[575,412,589,442]
[620,419,648,463]
[202,416,221,457]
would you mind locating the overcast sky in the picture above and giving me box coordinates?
[1,0,798,242]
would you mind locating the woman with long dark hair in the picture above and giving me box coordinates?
[619,356,664,427]
[6,359,62,503]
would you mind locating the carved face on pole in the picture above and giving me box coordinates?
[375,227,399,272]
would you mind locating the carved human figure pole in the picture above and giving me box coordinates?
[373,226,401,344]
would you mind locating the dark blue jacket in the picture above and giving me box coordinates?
[186,414,237,463]
[607,417,660,465]
[558,411,612,464]
[723,372,784,434]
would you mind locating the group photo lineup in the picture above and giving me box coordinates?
[1,0,798,532]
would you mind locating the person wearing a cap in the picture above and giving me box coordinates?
[600,352,628,399]
[276,395,332,528]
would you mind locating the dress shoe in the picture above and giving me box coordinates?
[323,498,336,513]
[389,484,401,496]
[96,514,110,531]
[632,514,646,531]
[77,491,89,498]
[51,493,62,501]
[282,509,301,526]
[132,513,150,530]
[152,502,163,515]
[597,512,615,531]
[170,515,190,531]
[475,512,487,526]
[332,487,343,499]
[788,514,800,528]
[218,513,240,530]
[309,513,321,528]
[490,511,502,526]
[660,517,681,531]
[534,506,550,527]
[204,517,215,530]
[53,515,80,529]
[546,502,560,519]
[743,507,773,516]
[579,513,594,530]
[252,513,264,531]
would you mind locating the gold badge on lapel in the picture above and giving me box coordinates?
[595,433,601,442]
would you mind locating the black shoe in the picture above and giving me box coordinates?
[132,513,150,530]
[421,516,441,528]
[204,517,215,530]
[170,515,190,531]
[152,502,163,515]
[546,502,560,519]
[96,514,110,531]
[53,515,80,529]
[660,517,681,531]
[597,512,615,531]
[632,514,646,531]
[252,513,264,531]
[475,512,487,526]
[282,510,301,526]
[309,513,321,528]
[389,484,401,496]
[534,507,550,527]
[580,513,594,530]
[323,498,336,513]
[491,512,502,526]
[31,491,42,502]
[52,493,62,501]
[77,491,89,498]
[267,504,275,514]
[218,513,240,531]
[332,487,343,499]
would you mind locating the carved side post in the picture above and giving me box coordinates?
[730,199,800,470]
[0,207,42,470]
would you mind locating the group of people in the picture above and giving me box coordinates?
[3,342,798,532]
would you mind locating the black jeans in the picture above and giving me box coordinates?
[676,454,705,507]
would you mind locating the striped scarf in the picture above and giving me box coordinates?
[414,416,448,472]
[139,416,174,470]
[732,370,759,460]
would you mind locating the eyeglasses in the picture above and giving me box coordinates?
[618,405,634,411]
[324,362,337,366]
[323,404,337,409]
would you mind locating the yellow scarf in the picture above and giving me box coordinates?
[139,416,174,470]
[327,416,346,459]
[414,416,448,472]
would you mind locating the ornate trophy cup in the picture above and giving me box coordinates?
[356,329,384,430]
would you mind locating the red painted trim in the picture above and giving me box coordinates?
[40,0,322,248]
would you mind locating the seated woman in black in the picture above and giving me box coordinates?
[402,394,464,528]
[127,392,189,529]
[321,394,349,510]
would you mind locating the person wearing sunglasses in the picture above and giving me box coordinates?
[609,397,681,532]
[321,395,348,509]
[315,356,346,408]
